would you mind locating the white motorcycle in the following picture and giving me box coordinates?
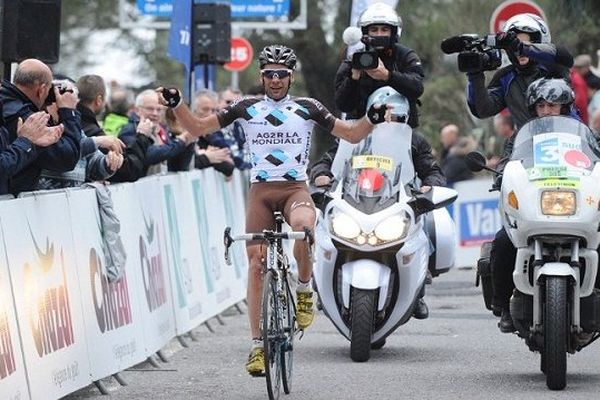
[313,87,458,362]
[468,115,600,390]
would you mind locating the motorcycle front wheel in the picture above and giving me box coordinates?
[543,276,568,390]
[349,288,376,362]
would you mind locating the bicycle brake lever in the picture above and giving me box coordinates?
[304,227,315,261]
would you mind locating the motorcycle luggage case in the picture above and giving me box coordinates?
[425,207,456,277]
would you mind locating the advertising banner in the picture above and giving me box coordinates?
[0,194,91,400]
[0,224,31,400]
[452,179,501,267]
[160,174,211,334]
[130,178,176,354]
[66,189,146,381]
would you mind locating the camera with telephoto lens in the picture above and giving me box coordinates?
[351,35,390,70]
[44,79,75,105]
[440,34,502,73]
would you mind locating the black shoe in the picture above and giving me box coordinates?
[412,298,429,320]
[425,270,433,285]
[498,309,516,333]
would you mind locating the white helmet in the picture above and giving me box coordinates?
[502,13,550,44]
[358,2,402,41]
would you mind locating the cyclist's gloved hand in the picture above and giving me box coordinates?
[158,87,182,108]
[367,103,387,125]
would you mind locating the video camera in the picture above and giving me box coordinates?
[350,35,390,70]
[440,34,502,73]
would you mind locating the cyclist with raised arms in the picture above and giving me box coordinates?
[158,44,390,376]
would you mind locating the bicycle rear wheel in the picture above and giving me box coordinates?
[263,270,282,400]
[281,274,296,394]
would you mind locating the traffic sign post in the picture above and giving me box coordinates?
[489,0,546,33]
[224,37,253,72]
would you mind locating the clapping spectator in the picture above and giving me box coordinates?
[119,89,194,177]
[0,58,81,194]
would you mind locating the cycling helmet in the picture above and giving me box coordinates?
[366,86,409,123]
[258,45,297,70]
[503,13,550,44]
[358,2,402,41]
[526,78,574,114]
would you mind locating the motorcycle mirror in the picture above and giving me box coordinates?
[465,151,487,172]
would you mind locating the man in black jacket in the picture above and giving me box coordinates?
[75,74,154,183]
[311,3,442,320]
[0,59,81,194]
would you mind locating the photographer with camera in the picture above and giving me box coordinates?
[0,59,82,194]
[458,13,575,131]
[311,3,443,320]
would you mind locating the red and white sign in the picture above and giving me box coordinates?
[490,0,546,33]
[224,37,254,72]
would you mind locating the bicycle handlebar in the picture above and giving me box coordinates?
[223,227,314,265]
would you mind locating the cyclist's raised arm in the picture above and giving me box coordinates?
[331,117,374,144]
[157,87,221,138]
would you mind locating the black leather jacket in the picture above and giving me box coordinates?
[334,43,424,128]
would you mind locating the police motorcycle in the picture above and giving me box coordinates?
[468,116,600,390]
[312,87,458,362]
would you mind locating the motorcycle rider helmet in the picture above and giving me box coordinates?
[502,13,551,44]
[366,86,409,123]
[258,44,297,70]
[526,78,574,115]
[358,2,402,44]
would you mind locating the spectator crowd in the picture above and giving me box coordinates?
[0,58,252,197]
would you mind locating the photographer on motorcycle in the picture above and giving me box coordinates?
[311,2,443,320]
[492,78,578,332]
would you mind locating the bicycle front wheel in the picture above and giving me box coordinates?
[263,270,282,400]
[281,274,295,394]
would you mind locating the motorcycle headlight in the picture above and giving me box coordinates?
[540,190,576,216]
[331,212,361,239]
[374,214,410,242]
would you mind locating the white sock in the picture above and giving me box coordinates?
[251,338,262,350]
[297,279,312,293]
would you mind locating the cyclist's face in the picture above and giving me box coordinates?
[261,63,293,101]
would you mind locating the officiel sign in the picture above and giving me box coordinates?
[489,0,546,33]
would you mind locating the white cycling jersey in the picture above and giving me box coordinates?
[217,95,336,183]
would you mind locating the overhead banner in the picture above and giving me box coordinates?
[0,223,31,400]
[66,189,146,381]
[1,194,91,400]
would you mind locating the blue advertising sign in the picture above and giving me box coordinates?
[140,0,290,19]
[167,0,191,70]
[137,0,173,17]
[459,199,502,245]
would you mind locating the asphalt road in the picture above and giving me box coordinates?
[65,267,600,400]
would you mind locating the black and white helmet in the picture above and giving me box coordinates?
[258,45,297,70]
[358,2,402,41]
[503,13,550,44]
[526,78,574,110]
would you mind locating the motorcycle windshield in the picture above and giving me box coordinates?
[331,123,415,214]
[511,116,600,180]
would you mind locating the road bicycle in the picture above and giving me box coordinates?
[224,211,313,400]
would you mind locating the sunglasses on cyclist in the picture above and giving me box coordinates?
[261,69,293,79]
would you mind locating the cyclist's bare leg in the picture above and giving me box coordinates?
[246,244,266,339]
[287,204,316,282]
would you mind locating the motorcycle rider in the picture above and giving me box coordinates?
[492,77,577,332]
[311,2,441,319]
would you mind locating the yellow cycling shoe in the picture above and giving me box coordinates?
[296,290,315,329]
[245,347,265,376]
